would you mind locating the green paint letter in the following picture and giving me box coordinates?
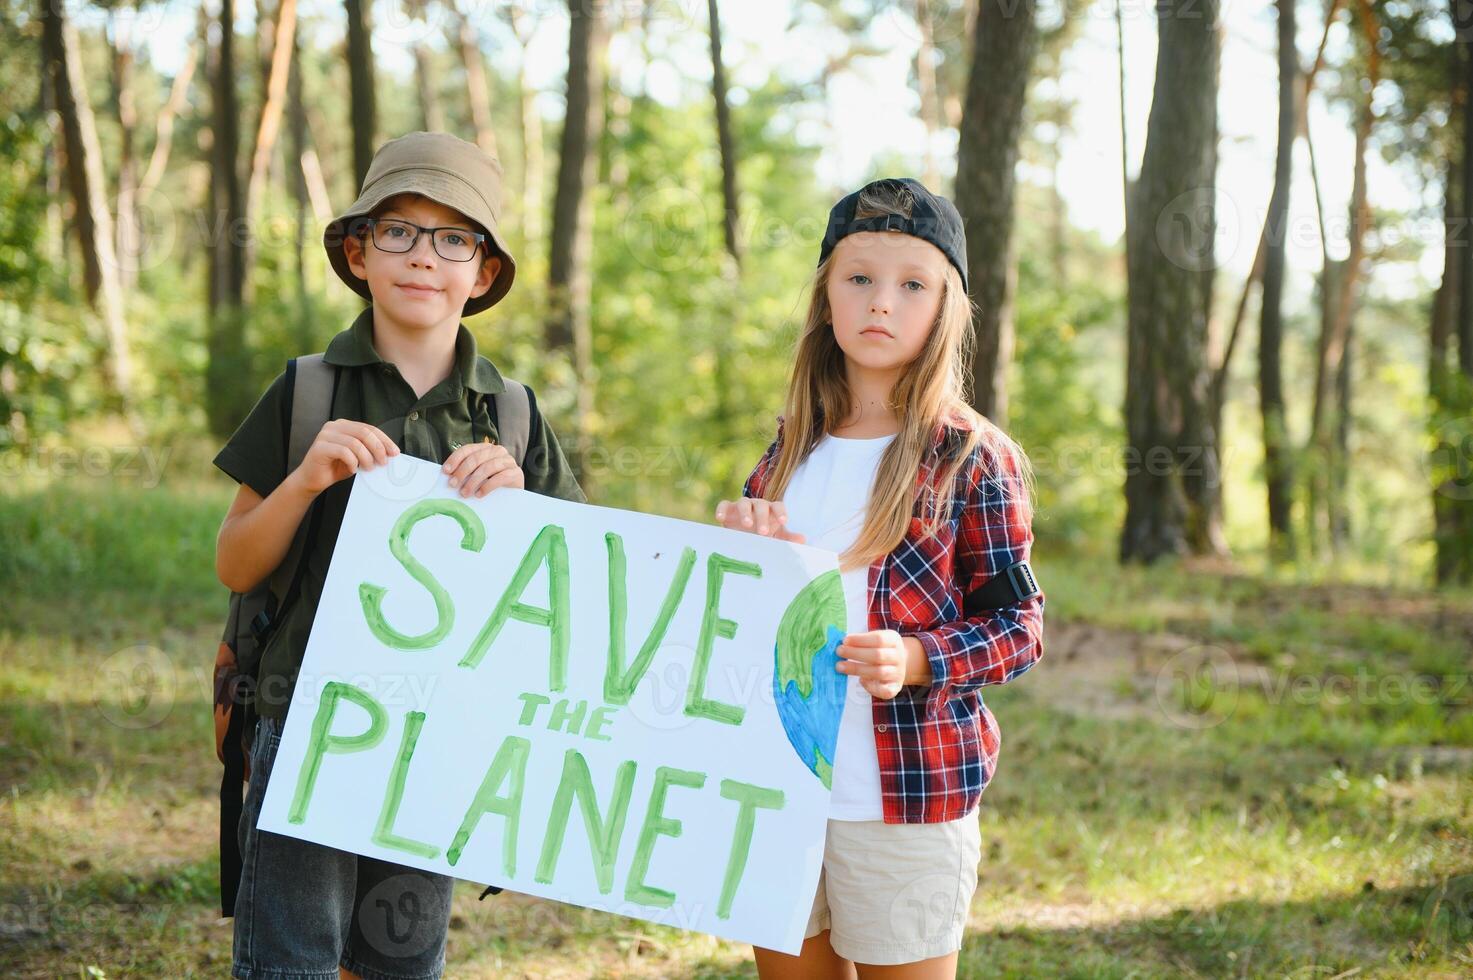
[460,524,570,690]
[288,681,389,824]
[604,534,697,705]
[534,750,638,894]
[686,553,762,726]
[716,779,786,919]
[624,766,707,909]
[446,735,530,875]
[372,711,440,859]
[359,499,486,650]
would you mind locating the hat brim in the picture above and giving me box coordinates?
[324,168,517,317]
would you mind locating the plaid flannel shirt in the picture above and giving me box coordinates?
[743,416,1045,823]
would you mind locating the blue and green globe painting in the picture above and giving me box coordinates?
[772,569,848,789]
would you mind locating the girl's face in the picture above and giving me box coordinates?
[826,231,950,377]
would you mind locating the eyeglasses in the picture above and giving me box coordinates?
[361,217,487,262]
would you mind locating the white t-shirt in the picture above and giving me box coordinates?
[779,432,894,821]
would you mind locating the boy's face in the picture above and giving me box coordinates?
[826,231,949,376]
[343,194,502,333]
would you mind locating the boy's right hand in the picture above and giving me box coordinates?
[290,420,400,496]
[714,498,806,544]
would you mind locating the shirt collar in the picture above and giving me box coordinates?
[323,308,506,394]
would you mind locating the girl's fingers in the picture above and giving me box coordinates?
[842,630,899,647]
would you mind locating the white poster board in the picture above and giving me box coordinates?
[257,454,865,954]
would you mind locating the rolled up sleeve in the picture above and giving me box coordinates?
[911,440,1045,719]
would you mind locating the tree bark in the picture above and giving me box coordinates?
[345,0,376,187]
[137,45,196,202]
[916,0,943,190]
[111,13,140,291]
[243,0,299,300]
[413,42,445,132]
[43,0,135,411]
[1306,0,1377,557]
[1432,29,1465,585]
[506,6,543,245]
[1258,0,1296,558]
[290,9,313,350]
[1442,0,1473,583]
[546,0,607,444]
[708,0,741,267]
[1120,0,1223,563]
[450,0,497,156]
[954,0,1040,427]
[208,0,250,438]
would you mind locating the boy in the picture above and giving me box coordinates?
[214,132,584,980]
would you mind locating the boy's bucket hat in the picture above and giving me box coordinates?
[324,131,517,316]
[818,177,969,292]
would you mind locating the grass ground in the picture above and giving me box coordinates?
[1,476,1470,978]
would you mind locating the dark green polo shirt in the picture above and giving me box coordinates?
[214,309,585,720]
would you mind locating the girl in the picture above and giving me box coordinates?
[715,178,1045,979]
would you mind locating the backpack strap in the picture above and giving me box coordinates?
[266,354,337,606]
[492,379,531,465]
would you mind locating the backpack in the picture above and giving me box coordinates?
[213,352,532,916]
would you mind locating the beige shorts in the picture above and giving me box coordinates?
[803,814,982,965]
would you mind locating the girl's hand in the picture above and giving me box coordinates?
[442,440,524,498]
[291,420,399,496]
[836,630,929,700]
[714,498,806,544]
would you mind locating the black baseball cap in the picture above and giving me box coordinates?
[818,177,969,292]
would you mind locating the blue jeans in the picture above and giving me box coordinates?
[232,717,454,980]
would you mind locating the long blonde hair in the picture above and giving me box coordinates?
[764,183,1030,571]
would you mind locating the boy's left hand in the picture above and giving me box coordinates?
[836,630,929,700]
[442,440,524,498]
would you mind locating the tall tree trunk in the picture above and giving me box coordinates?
[1330,322,1353,550]
[41,69,63,266]
[243,0,299,301]
[1432,32,1465,585]
[706,0,741,483]
[916,0,943,190]
[208,0,250,438]
[1307,0,1377,557]
[708,0,741,267]
[1258,0,1296,559]
[450,0,497,155]
[413,42,444,132]
[506,6,543,245]
[546,0,607,449]
[43,0,135,414]
[1443,0,1473,583]
[289,8,313,350]
[345,0,376,187]
[111,13,140,292]
[954,0,1040,427]
[137,46,196,202]
[1120,0,1222,564]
